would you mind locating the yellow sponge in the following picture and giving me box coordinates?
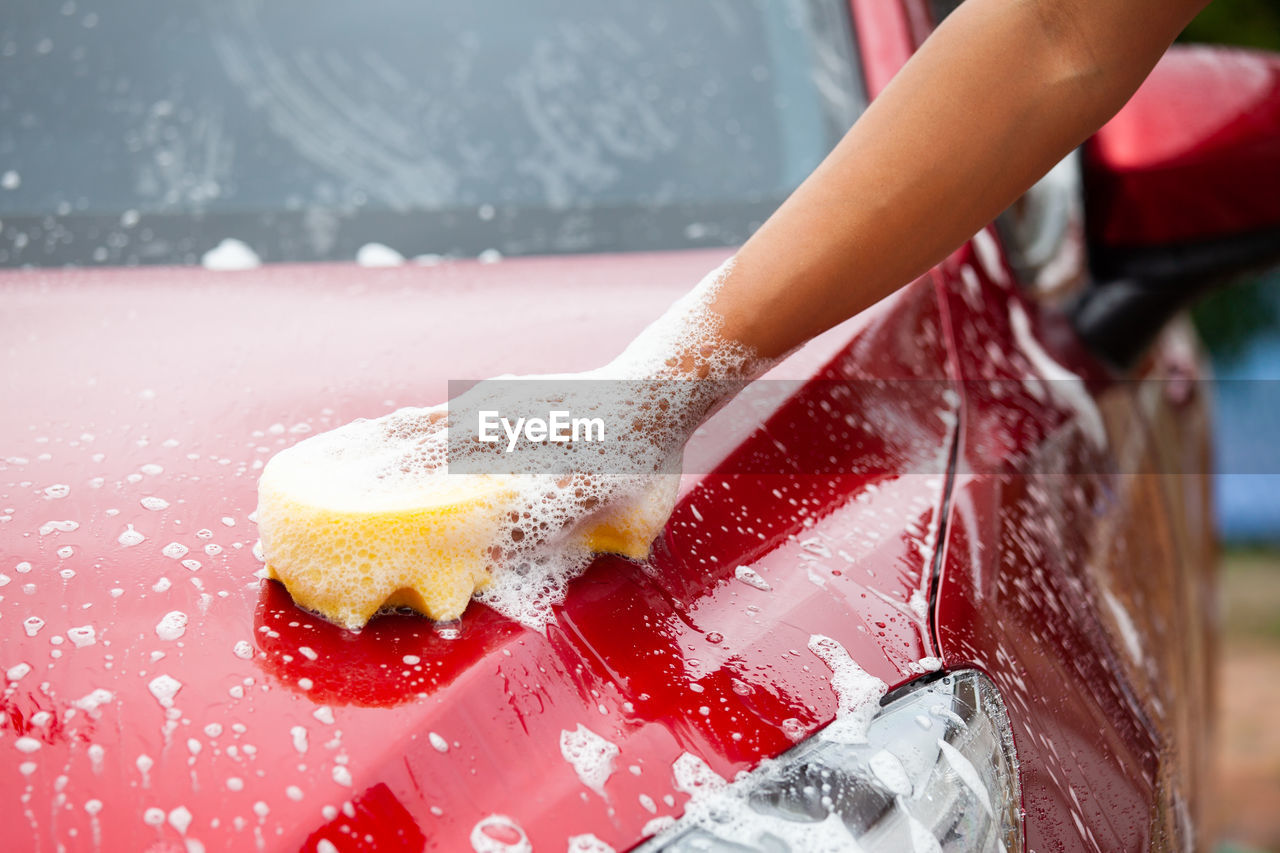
[255,422,674,630]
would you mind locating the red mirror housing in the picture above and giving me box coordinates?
[1085,44,1280,250]
[1073,45,1280,369]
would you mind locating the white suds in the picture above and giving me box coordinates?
[67,625,96,648]
[734,564,772,591]
[355,243,404,267]
[567,834,616,853]
[938,739,993,817]
[168,806,192,835]
[117,525,146,547]
[161,542,189,560]
[15,736,42,753]
[147,674,182,708]
[469,815,531,853]
[806,634,887,744]
[201,238,261,271]
[73,689,114,714]
[39,519,78,535]
[868,749,912,796]
[665,750,864,852]
[559,724,619,797]
[155,611,188,641]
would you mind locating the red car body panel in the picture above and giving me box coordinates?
[1085,44,1280,247]
[930,238,1215,851]
[1,252,956,851]
[1,1,1223,850]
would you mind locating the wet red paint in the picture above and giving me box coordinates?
[0,247,954,850]
[1086,44,1280,247]
[931,229,1216,850]
[0,2,1226,850]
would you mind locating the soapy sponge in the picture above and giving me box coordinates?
[255,412,675,631]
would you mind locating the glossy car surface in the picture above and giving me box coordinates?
[1,1,1230,851]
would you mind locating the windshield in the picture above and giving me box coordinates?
[0,0,863,267]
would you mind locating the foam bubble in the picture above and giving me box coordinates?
[201,238,260,271]
[469,815,530,853]
[118,525,145,547]
[73,689,114,715]
[162,542,189,560]
[806,634,887,744]
[155,611,188,641]
[67,626,96,648]
[567,835,616,853]
[559,724,619,797]
[168,806,192,835]
[355,243,404,267]
[734,564,771,591]
[39,520,78,535]
[148,674,182,708]
[15,736,42,753]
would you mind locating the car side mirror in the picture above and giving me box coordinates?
[1072,44,1280,368]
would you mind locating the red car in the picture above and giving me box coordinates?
[3,1,1279,851]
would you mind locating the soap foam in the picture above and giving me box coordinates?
[257,260,776,631]
[559,724,619,797]
[201,238,260,271]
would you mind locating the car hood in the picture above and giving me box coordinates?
[1,250,956,851]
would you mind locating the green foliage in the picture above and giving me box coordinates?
[1179,0,1280,51]
[1192,273,1280,366]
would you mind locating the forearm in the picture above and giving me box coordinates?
[710,0,1210,359]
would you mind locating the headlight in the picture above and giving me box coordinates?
[638,669,1022,852]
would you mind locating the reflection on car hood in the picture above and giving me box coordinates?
[0,250,956,851]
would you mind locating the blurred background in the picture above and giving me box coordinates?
[1180,3,1280,850]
